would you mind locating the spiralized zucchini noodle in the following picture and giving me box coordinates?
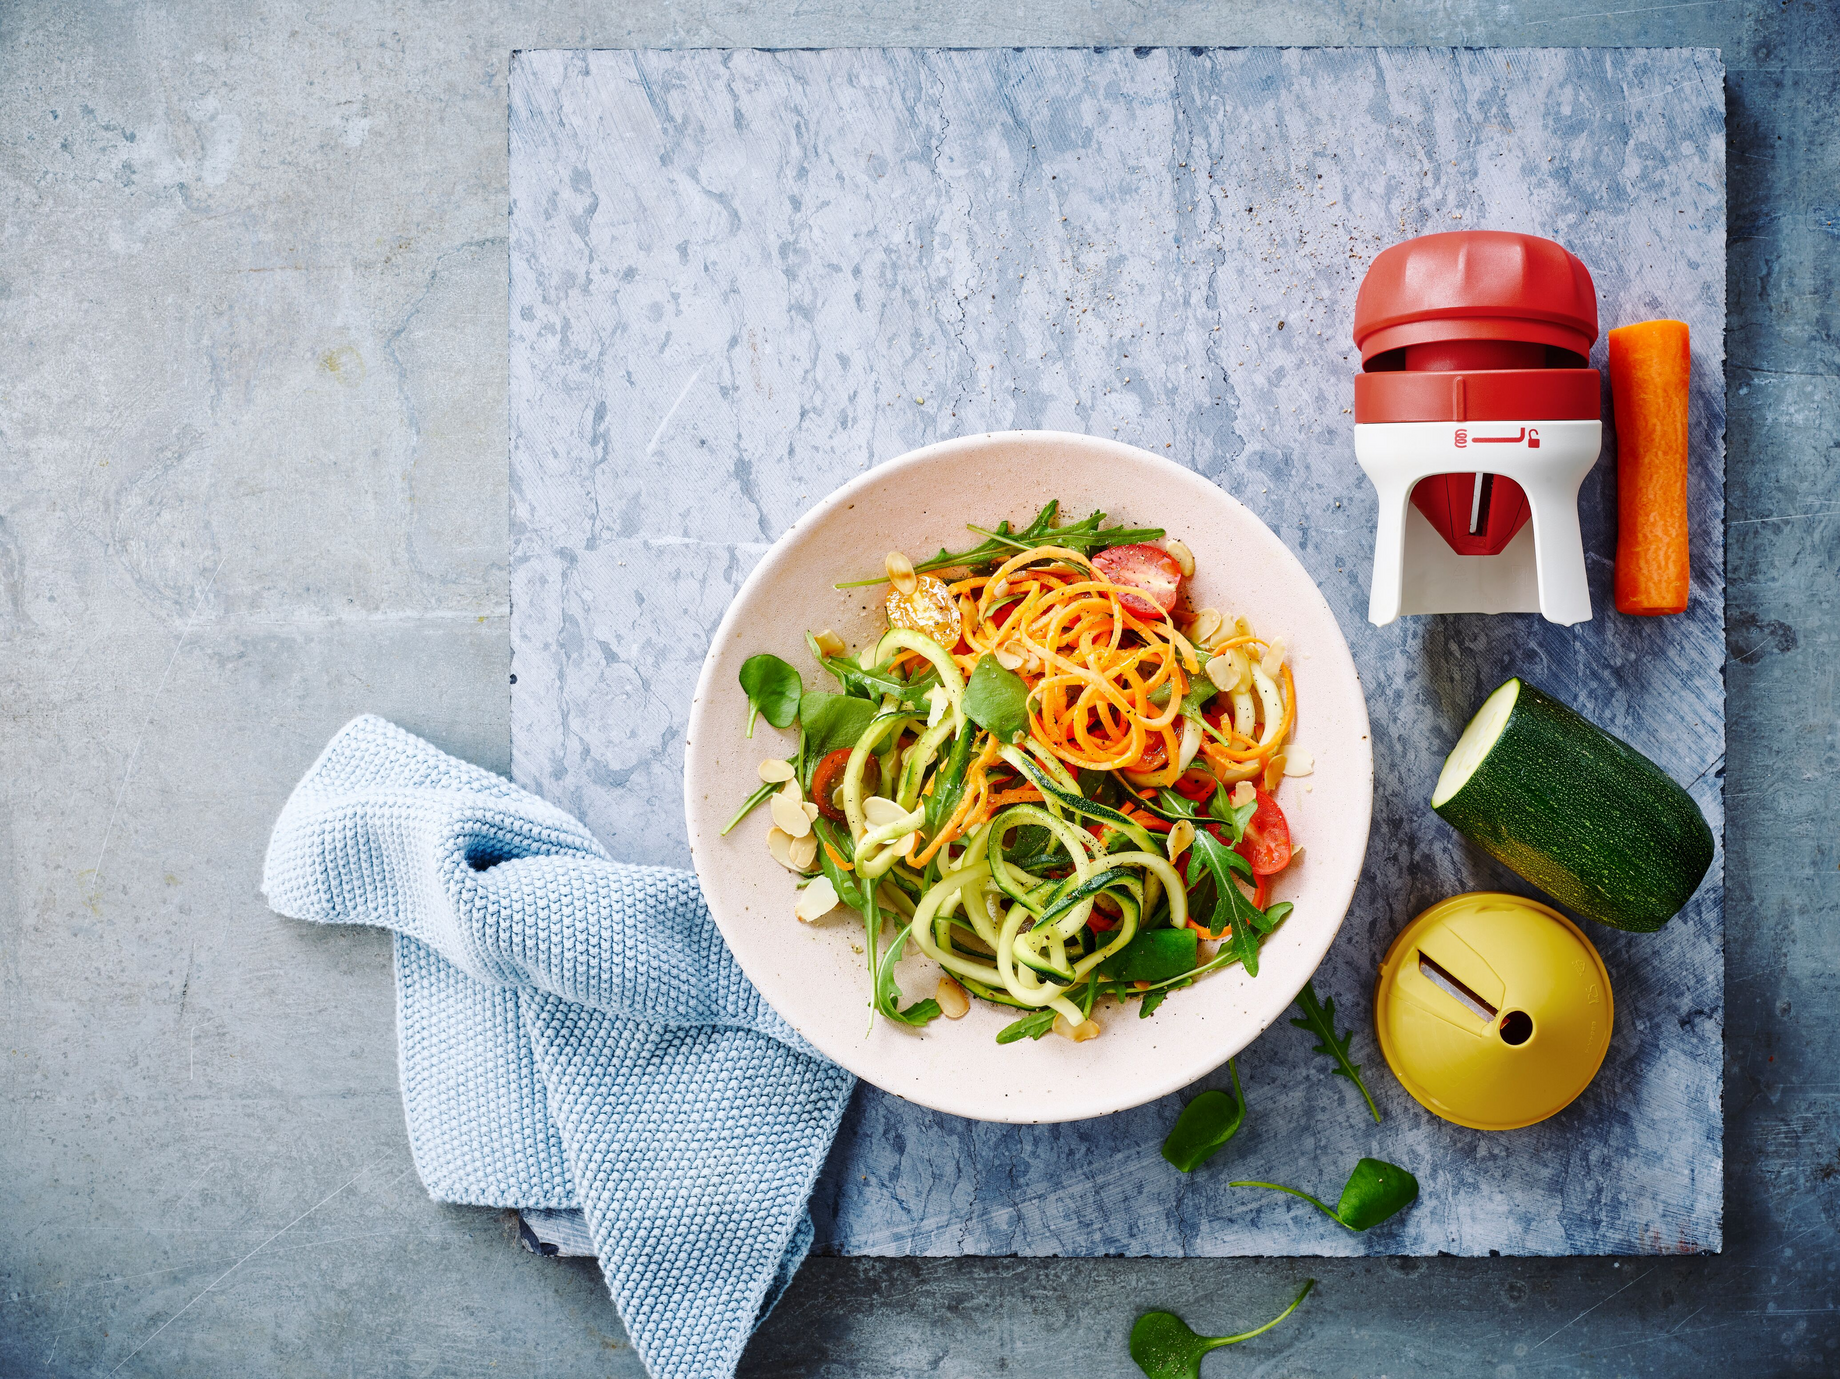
[731,501,1303,1044]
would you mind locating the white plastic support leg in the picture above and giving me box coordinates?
[1352,419,1602,627]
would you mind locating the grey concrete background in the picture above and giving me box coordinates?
[0,1,1831,1375]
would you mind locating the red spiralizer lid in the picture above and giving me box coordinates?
[1353,230,1599,365]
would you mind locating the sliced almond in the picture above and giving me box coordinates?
[758,758,795,784]
[1204,653,1234,694]
[1167,819,1196,862]
[770,789,813,838]
[794,876,839,923]
[778,776,803,806]
[936,977,970,1019]
[802,800,821,821]
[787,832,819,871]
[811,628,847,658]
[1282,747,1314,777]
[863,795,906,828]
[1022,653,1043,676]
[988,577,1009,601]
[831,786,846,814]
[1288,845,1306,866]
[1165,538,1195,578]
[1260,637,1287,676]
[767,827,797,870]
[1263,754,1286,793]
[993,644,1024,671]
[1187,607,1223,648]
[885,550,919,596]
[890,832,917,856]
[1053,1014,1102,1042]
[1233,614,1254,640]
[1232,780,1257,807]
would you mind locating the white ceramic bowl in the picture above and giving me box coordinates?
[685,431,1373,1123]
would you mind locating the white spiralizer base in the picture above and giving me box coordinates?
[1353,419,1602,627]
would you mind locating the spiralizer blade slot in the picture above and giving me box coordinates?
[1417,950,1498,1023]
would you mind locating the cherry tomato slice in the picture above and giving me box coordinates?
[1092,543,1184,619]
[1234,786,1292,875]
[810,749,878,823]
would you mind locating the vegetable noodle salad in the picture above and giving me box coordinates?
[726,501,1307,1044]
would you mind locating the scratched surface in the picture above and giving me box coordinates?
[508,47,1725,1257]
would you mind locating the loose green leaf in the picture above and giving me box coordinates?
[1139,987,1170,1018]
[796,691,879,787]
[1230,1157,1419,1232]
[873,920,942,1027]
[1185,830,1263,977]
[1161,1060,1245,1173]
[1128,1280,1316,1379]
[739,654,802,736]
[962,654,1030,744]
[836,500,1166,587]
[1100,926,1199,984]
[1290,980,1382,1123]
[720,779,781,836]
[995,1008,1057,1044]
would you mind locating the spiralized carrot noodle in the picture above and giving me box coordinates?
[934,543,1281,778]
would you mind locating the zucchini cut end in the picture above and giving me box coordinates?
[1432,678,1522,809]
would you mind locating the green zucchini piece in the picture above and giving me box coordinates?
[1432,678,1714,933]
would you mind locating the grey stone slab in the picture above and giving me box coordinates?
[509,45,1725,1258]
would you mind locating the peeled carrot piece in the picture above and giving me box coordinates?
[1608,320,1691,615]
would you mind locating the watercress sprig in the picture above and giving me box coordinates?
[1129,1280,1316,1379]
[1231,1157,1418,1232]
[738,654,801,737]
[1160,1059,1245,1173]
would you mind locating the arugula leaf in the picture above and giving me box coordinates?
[1185,830,1263,977]
[1289,980,1382,1123]
[797,692,878,787]
[1230,1157,1418,1232]
[835,500,1167,587]
[1129,1282,1315,1379]
[995,1008,1057,1044]
[1139,987,1170,1018]
[1099,926,1199,984]
[739,654,802,736]
[1161,1059,1244,1172]
[1206,786,1257,842]
[804,632,935,707]
[962,654,1030,744]
[873,920,942,1027]
[924,726,977,836]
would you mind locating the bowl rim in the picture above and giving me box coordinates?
[684,429,1374,1122]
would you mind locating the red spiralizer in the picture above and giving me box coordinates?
[1352,230,1602,626]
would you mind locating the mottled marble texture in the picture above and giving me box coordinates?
[509,46,1724,1257]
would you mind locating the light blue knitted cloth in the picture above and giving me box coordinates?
[261,716,856,1378]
